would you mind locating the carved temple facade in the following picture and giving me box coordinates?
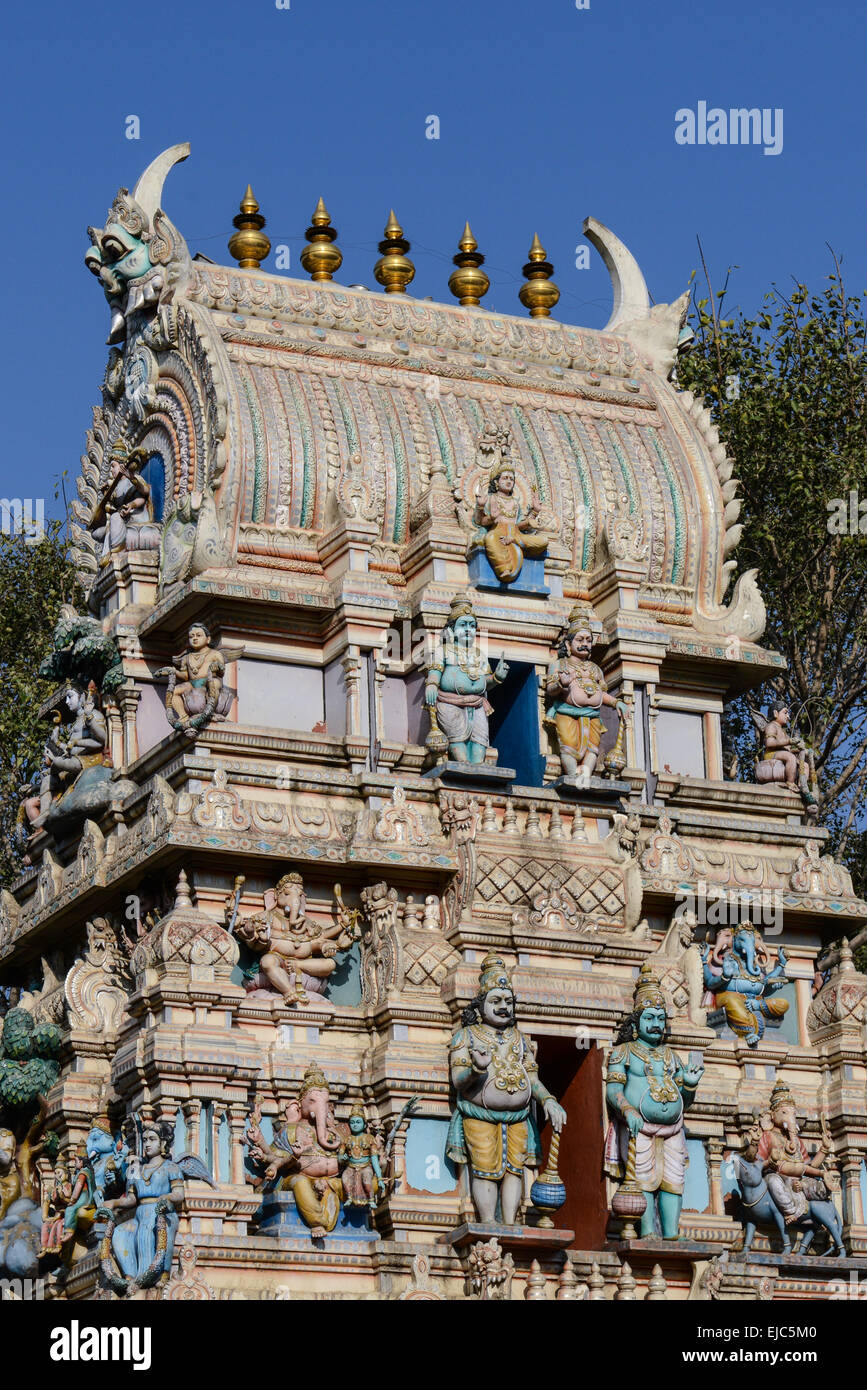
[3,144,867,1301]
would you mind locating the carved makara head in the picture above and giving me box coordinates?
[84,144,190,344]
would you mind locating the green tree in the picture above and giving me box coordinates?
[0,523,81,886]
[677,258,867,895]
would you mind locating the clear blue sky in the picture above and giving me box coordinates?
[3,0,865,511]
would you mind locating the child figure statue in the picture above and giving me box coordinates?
[339,1103,383,1215]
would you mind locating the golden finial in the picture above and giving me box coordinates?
[518,233,560,318]
[300,197,342,282]
[448,222,490,307]
[373,210,415,294]
[228,185,271,270]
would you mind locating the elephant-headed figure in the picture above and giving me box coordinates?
[701,923,789,1046]
[246,1064,349,1240]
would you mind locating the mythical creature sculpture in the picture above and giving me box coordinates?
[235,873,361,1007]
[245,1064,349,1239]
[471,428,548,584]
[604,964,704,1240]
[157,623,241,738]
[544,604,628,779]
[338,1103,384,1215]
[726,1083,845,1257]
[88,442,160,565]
[424,594,508,764]
[701,924,789,1047]
[751,701,818,808]
[447,953,566,1225]
[97,1117,213,1296]
[85,143,191,344]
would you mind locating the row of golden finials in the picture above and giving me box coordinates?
[228,187,560,316]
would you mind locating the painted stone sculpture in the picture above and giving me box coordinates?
[246,1064,348,1238]
[605,964,703,1240]
[701,924,789,1046]
[471,432,547,584]
[98,1118,214,1296]
[235,872,361,1007]
[447,953,566,1224]
[88,442,160,566]
[544,604,628,779]
[40,1149,94,1259]
[0,1008,61,1279]
[339,1102,384,1214]
[727,1083,845,1257]
[158,623,240,737]
[425,594,509,764]
[751,702,818,807]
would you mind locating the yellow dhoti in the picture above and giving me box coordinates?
[554,711,603,763]
[460,1116,530,1180]
[288,1174,344,1232]
[716,991,788,1038]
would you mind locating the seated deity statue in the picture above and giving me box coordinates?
[472,445,548,584]
[235,872,360,1007]
[245,1065,348,1239]
[89,444,161,566]
[158,623,239,738]
[34,683,111,826]
[424,594,508,765]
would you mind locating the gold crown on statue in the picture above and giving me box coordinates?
[478,952,514,996]
[633,963,667,1011]
[769,1079,796,1113]
[299,1062,330,1097]
[446,593,475,625]
[348,1101,366,1121]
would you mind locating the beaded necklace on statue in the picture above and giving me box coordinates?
[444,642,485,681]
[629,1040,680,1104]
[471,1024,527,1093]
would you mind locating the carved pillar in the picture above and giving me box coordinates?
[707,1139,725,1217]
[536,663,550,760]
[183,1099,203,1156]
[228,1104,248,1186]
[646,682,659,773]
[212,1101,227,1184]
[342,647,363,735]
[841,1153,865,1225]
[116,682,142,769]
[621,678,636,768]
[390,1120,408,1196]
[104,697,124,770]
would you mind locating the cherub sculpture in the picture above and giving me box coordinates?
[157,623,242,738]
[751,701,818,807]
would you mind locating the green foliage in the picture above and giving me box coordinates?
[678,259,867,891]
[0,1007,61,1110]
[0,523,82,886]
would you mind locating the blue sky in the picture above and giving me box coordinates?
[3,0,865,510]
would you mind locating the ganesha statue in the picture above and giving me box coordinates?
[605,964,703,1240]
[447,954,566,1225]
[235,873,360,1008]
[701,923,789,1047]
[246,1064,348,1239]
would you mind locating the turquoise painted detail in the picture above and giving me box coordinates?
[605,423,638,512]
[513,405,549,504]
[241,371,268,524]
[218,1111,231,1185]
[683,1138,710,1213]
[858,1160,867,1223]
[648,429,687,583]
[405,1118,459,1193]
[382,387,409,542]
[328,942,363,1007]
[334,379,360,456]
[173,1110,188,1155]
[287,372,314,528]
[430,399,455,483]
[556,413,595,570]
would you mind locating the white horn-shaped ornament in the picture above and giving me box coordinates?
[132,142,191,222]
[583,216,650,332]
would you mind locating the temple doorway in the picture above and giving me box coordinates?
[533,1034,608,1249]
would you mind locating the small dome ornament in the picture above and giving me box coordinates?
[228,186,271,269]
[448,222,490,307]
[519,233,560,318]
[373,210,415,294]
[300,197,342,282]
